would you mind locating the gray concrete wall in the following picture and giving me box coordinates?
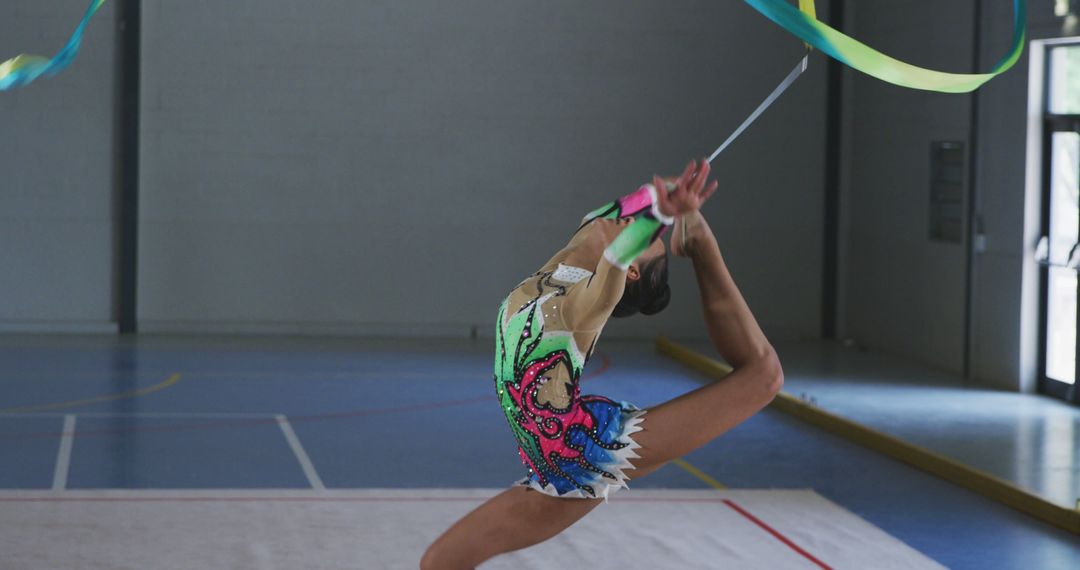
[840,0,976,374]
[0,0,118,333]
[138,0,828,339]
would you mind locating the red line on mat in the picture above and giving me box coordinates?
[722,499,832,570]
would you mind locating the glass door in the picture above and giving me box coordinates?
[1040,45,1080,402]
[1042,132,1078,394]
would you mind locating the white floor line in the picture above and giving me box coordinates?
[66,412,278,419]
[276,414,325,490]
[52,415,76,491]
[0,412,277,419]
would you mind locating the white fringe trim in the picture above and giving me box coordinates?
[514,407,647,502]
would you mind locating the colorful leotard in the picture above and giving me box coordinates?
[494,183,673,499]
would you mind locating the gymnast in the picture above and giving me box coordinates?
[422,158,784,569]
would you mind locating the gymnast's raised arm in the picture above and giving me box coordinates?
[566,161,718,331]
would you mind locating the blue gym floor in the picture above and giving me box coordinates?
[0,336,1077,569]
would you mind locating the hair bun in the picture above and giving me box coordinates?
[640,284,671,316]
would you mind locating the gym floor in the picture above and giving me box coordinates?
[0,335,1077,569]
[684,339,1080,511]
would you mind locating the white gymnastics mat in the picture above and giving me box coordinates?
[0,488,943,570]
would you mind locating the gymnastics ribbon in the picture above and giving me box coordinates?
[0,0,107,91]
[708,0,1025,160]
[743,0,1027,93]
[2,0,1024,95]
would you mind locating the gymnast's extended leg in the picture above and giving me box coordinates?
[420,486,601,569]
[628,209,784,477]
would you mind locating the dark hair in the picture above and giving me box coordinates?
[612,254,670,318]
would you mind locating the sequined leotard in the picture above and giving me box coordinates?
[494,183,673,499]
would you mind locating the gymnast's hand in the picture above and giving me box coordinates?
[652,158,718,218]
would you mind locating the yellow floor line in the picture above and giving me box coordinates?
[0,373,183,414]
[655,336,1080,536]
[672,458,728,489]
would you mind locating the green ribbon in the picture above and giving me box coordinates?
[745,0,1027,93]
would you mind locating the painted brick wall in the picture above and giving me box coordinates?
[137,0,828,339]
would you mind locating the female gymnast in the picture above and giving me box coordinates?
[422,158,784,569]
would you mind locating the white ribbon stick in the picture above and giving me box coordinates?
[707,54,809,163]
